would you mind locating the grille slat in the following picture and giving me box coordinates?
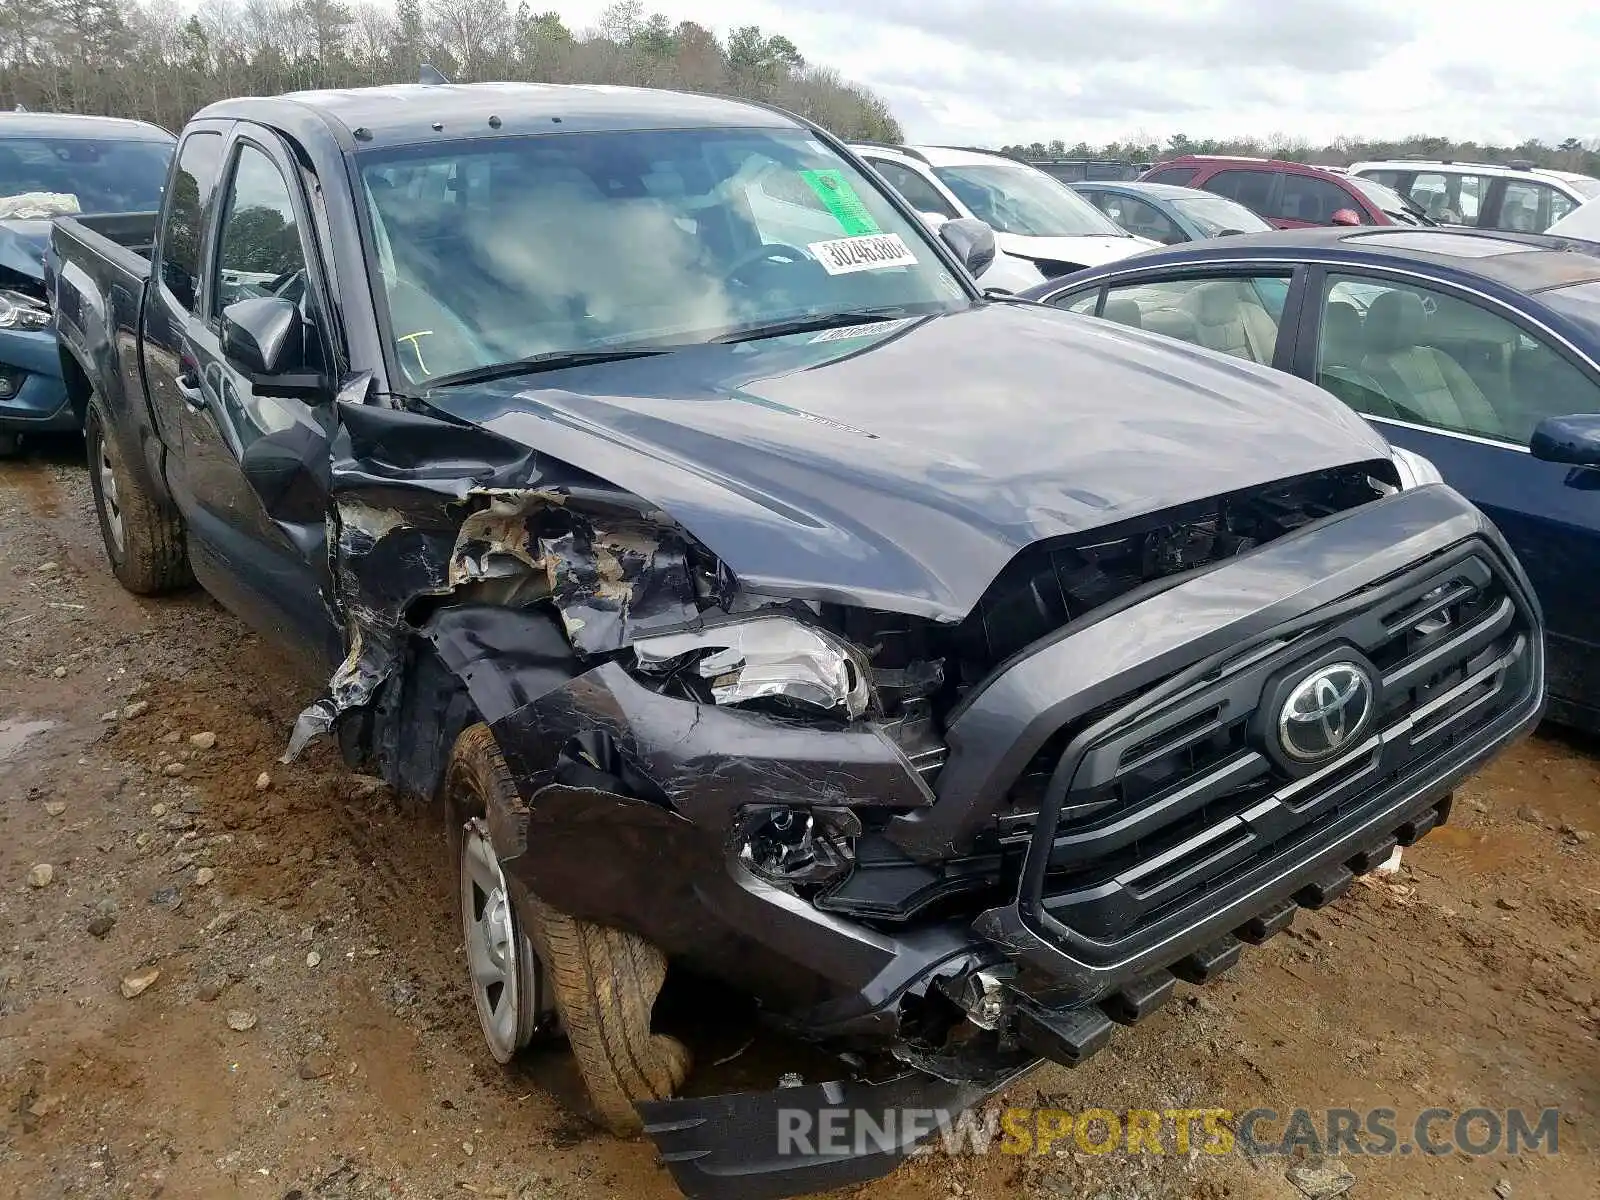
[1025,545,1533,950]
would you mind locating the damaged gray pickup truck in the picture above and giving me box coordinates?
[50,82,1544,1199]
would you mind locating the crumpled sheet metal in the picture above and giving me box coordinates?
[286,413,701,760]
[486,661,933,840]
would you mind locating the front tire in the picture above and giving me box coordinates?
[445,724,691,1135]
[85,398,190,595]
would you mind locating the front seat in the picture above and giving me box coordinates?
[1361,291,1504,436]
[1103,296,1143,330]
[1190,281,1277,363]
[1317,301,1398,417]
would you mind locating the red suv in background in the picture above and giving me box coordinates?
[1140,155,1427,228]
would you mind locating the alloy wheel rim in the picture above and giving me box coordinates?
[459,816,539,1062]
[98,439,125,555]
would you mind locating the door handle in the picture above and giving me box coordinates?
[175,371,207,410]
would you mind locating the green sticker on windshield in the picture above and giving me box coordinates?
[800,169,880,236]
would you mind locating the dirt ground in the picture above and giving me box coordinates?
[2,438,1596,1200]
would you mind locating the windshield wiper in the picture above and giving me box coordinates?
[424,346,672,390]
[705,307,927,345]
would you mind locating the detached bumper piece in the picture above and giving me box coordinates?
[637,1067,1030,1200]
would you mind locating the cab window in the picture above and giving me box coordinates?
[213,143,310,314]
[158,131,223,314]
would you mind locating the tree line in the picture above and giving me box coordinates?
[999,132,1600,177]
[0,0,902,142]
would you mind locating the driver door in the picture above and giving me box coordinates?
[180,131,343,670]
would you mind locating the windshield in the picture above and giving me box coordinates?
[930,162,1127,237]
[1567,177,1600,200]
[358,128,968,387]
[0,136,172,216]
[1169,193,1271,236]
[1349,177,1433,225]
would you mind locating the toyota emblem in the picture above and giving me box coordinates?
[1276,662,1375,763]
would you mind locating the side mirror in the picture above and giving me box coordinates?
[221,296,323,400]
[938,216,997,278]
[1531,414,1600,468]
[1330,208,1362,227]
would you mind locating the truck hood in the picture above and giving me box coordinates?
[427,302,1392,622]
[995,232,1157,268]
[0,220,50,283]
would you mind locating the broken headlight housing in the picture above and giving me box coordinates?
[0,290,50,332]
[631,613,872,720]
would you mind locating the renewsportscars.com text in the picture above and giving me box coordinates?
[776,1106,1561,1159]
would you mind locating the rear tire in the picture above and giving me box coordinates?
[85,397,190,595]
[445,724,691,1135]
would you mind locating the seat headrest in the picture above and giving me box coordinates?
[1103,296,1143,329]
[1364,290,1426,357]
[1194,282,1240,325]
[1321,301,1363,366]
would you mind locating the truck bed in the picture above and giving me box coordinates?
[52,211,158,291]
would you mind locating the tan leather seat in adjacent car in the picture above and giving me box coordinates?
[1189,281,1277,363]
[1361,291,1504,437]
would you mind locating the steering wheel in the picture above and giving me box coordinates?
[723,242,815,288]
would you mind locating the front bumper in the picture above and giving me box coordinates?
[639,1065,1034,1200]
[473,484,1542,1199]
[0,327,71,432]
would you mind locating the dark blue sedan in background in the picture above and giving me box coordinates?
[1,112,174,455]
[1023,227,1600,730]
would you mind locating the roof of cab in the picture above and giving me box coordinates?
[194,82,799,149]
[1111,225,1600,294]
[0,111,174,141]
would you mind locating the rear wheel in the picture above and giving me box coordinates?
[445,724,691,1134]
[85,398,190,594]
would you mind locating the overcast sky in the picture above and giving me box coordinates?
[556,0,1600,148]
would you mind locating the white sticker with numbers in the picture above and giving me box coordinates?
[807,233,919,275]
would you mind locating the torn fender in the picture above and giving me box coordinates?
[486,661,935,838]
[287,401,710,760]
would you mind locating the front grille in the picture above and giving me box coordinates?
[1013,542,1533,948]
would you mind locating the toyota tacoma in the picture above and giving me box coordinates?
[49,80,1544,1200]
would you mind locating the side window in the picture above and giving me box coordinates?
[213,143,309,314]
[1277,173,1357,224]
[1363,170,1405,190]
[1145,167,1197,186]
[1409,171,1483,225]
[1054,289,1101,315]
[1103,195,1184,243]
[1094,274,1287,363]
[157,131,224,314]
[1203,169,1275,215]
[1313,272,1600,444]
[1497,180,1570,233]
[867,159,958,220]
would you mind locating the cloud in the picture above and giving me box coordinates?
[552,0,1600,149]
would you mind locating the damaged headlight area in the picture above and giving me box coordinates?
[631,613,874,720]
[0,289,50,331]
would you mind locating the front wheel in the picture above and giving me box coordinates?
[445,724,691,1135]
[85,398,191,595]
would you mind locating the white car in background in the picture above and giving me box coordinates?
[1347,159,1600,232]
[849,143,1158,290]
[1547,194,1600,241]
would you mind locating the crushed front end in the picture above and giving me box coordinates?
[419,470,1541,1200]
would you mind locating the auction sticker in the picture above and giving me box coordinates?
[808,233,919,275]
